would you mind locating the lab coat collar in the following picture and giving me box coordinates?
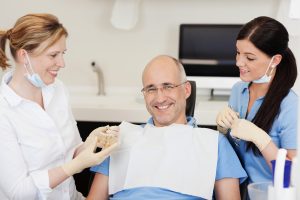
[1,71,22,107]
[42,83,55,109]
[1,70,55,108]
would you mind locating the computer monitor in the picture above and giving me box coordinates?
[179,24,243,89]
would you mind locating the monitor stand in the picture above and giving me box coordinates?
[209,89,230,101]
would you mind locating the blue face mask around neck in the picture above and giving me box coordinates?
[252,56,276,84]
[23,52,46,88]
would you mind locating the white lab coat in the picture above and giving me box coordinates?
[0,71,83,200]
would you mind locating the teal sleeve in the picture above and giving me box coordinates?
[90,157,110,176]
[216,134,247,183]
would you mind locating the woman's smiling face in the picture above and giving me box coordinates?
[236,39,274,83]
[26,35,67,85]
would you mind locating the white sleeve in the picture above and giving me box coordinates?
[0,114,52,199]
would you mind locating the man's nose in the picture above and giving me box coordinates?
[155,88,168,101]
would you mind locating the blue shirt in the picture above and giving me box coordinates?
[91,117,247,200]
[228,81,298,183]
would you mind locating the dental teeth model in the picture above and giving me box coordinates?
[98,126,119,149]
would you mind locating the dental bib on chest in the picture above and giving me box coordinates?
[109,121,219,199]
[24,52,46,88]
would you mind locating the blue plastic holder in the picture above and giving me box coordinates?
[271,159,292,188]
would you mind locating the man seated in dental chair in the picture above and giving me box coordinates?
[87,55,247,200]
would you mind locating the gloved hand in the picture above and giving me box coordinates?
[231,119,272,151]
[62,136,119,176]
[85,126,119,149]
[216,106,239,134]
[84,126,109,149]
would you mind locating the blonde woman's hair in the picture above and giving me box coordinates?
[0,13,68,70]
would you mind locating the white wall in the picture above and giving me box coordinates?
[292,36,300,93]
[2,0,294,90]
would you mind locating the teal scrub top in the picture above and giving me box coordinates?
[228,81,298,183]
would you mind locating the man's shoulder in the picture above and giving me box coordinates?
[193,127,220,145]
[194,128,231,147]
[194,127,219,136]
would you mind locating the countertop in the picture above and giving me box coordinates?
[68,86,228,126]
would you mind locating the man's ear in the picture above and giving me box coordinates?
[185,81,192,99]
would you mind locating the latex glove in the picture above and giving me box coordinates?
[216,106,239,134]
[62,136,118,176]
[84,126,109,149]
[231,119,272,151]
[85,126,119,149]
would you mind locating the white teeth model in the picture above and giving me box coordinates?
[98,126,119,149]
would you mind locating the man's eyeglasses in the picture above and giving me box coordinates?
[141,81,187,96]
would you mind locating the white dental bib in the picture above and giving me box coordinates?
[109,121,219,199]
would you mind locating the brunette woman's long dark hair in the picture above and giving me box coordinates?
[237,16,297,155]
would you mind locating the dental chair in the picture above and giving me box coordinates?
[186,80,196,117]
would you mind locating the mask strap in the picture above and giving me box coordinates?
[268,65,276,77]
[24,52,35,75]
[266,56,276,77]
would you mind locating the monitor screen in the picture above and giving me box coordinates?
[179,24,243,77]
